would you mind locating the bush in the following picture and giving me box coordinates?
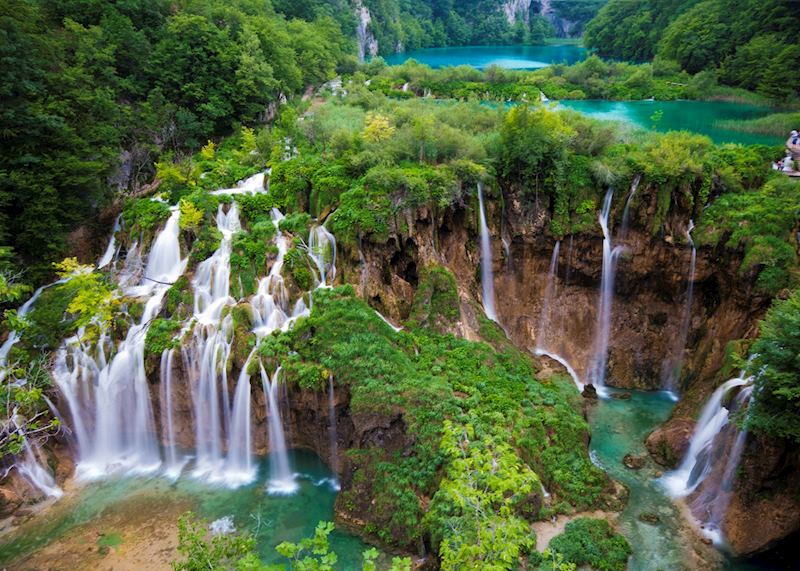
[548,518,631,571]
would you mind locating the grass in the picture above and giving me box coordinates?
[716,112,800,136]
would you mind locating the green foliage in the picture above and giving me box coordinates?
[426,421,539,570]
[748,290,800,442]
[54,258,118,343]
[547,518,632,571]
[122,199,171,236]
[696,177,799,295]
[279,213,313,237]
[257,286,609,557]
[144,319,181,357]
[283,247,314,292]
[408,265,460,331]
[585,0,800,101]
[189,225,223,265]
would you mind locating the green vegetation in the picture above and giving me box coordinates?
[748,290,800,443]
[172,514,411,571]
[585,0,800,101]
[717,112,800,137]
[257,285,610,562]
[0,0,351,285]
[547,518,632,571]
[144,318,182,357]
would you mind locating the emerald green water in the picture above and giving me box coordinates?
[559,100,781,146]
[383,44,587,69]
[0,451,369,568]
[589,389,691,570]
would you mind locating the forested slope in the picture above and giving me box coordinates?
[0,0,353,285]
[585,0,800,100]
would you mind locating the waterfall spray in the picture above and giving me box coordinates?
[262,366,297,494]
[477,183,497,321]
[536,241,560,351]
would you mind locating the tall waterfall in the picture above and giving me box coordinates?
[662,376,750,497]
[588,189,622,390]
[536,240,560,350]
[225,365,255,485]
[477,183,497,321]
[697,386,754,544]
[186,203,240,481]
[159,349,184,478]
[262,366,297,495]
[662,220,697,394]
[55,208,185,479]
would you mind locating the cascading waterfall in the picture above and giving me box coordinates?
[662,376,750,497]
[477,182,497,321]
[533,349,583,390]
[308,224,337,288]
[588,189,623,391]
[535,240,560,350]
[54,208,185,479]
[225,365,255,485]
[662,220,697,394]
[262,366,297,494]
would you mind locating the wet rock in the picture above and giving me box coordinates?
[623,454,646,470]
[646,418,695,467]
[611,392,631,400]
[582,384,598,399]
[639,512,661,525]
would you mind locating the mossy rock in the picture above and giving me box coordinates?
[407,264,460,332]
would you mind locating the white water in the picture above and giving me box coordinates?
[97,215,122,269]
[700,386,754,544]
[308,224,337,288]
[0,280,65,377]
[374,310,402,332]
[262,366,297,494]
[159,349,186,479]
[588,189,622,392]
[662,220,697,393]
[535,241,560,351]
[186,203,241,482]
[477,183,497,321]
[533,349,583,390]
[55,209,185,479]
[210,172,266,196]
[662,376,750,497]
[12,418,62,498]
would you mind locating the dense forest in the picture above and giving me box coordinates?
[584,0,800,100]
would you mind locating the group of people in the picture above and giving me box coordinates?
[773,130,799,173]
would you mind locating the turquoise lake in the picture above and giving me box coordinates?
[383,44,587,69]
[558,100,782,146]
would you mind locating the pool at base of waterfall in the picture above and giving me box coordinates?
[588,388,796,571]
[0,450,370,570]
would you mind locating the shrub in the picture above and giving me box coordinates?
[547,518,631,571]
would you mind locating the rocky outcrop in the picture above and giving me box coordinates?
[502,0,533,25]
[355,0,379,62]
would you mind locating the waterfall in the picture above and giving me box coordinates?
[54,208,184,479]
[187,203,240,481]
[477,183,497,321]
[308,224,337,288]
[620,174,642,238]
[159,349,185,478]
[97,215,122,269]
[588,189,623,391]
[262,366,297,494]
[700,387,754,543]
[533,349,583,390]
[535,241,560,351]
[661,376,750,497]
[327,374,339,474]
[0,280,65,375]
[355,2,378,62]
[225,364,255,485]
[12,420,62,498]
[662,220,697,394]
